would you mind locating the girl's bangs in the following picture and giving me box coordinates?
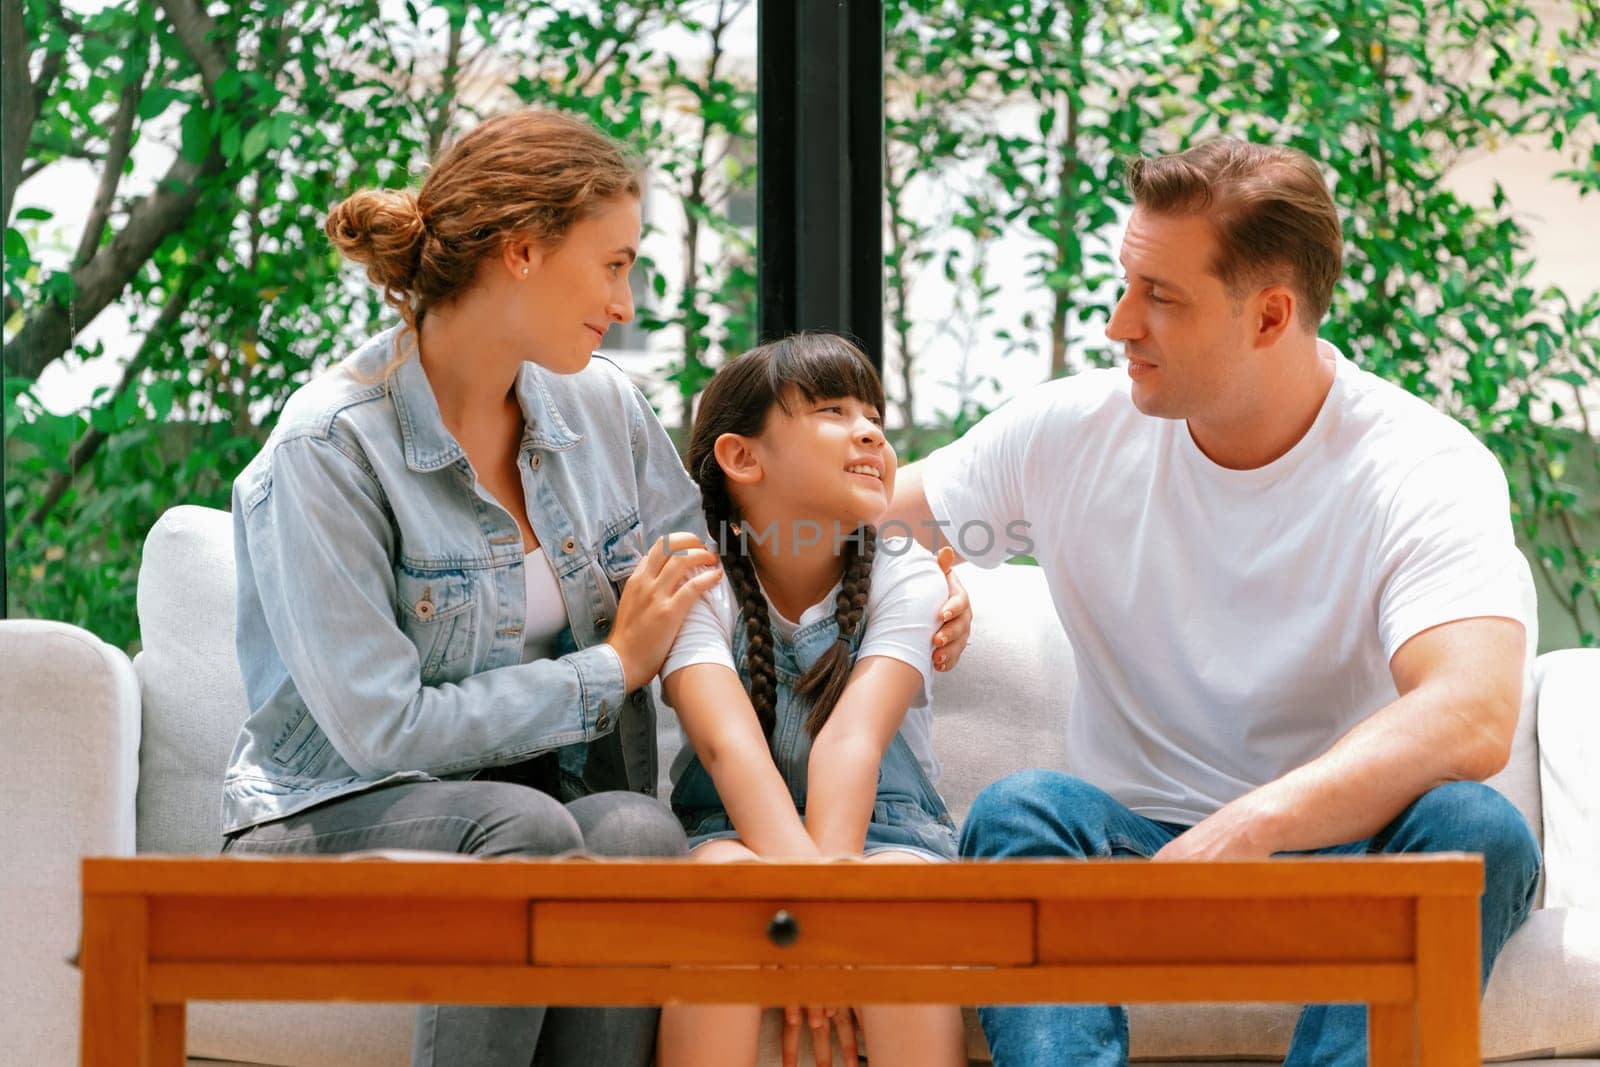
[767,334,884,413]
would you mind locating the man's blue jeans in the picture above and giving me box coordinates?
[960,771,1541,1066]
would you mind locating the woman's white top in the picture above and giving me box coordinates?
[521,547,570,662]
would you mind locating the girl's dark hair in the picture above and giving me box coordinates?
[686,333,886,740]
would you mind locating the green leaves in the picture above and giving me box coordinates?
[240,122,271,165]
[137,87,184,122]
[4,227,30,265]
[179,106,212,164]
[5,0,1597,648]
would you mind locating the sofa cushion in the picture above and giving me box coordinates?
[1481,555,1546,894]
[0,621,140,1067]
[187,1002,411,1066]
[929,562,1074,825]
[135,504,249,855]
[1480,905,1600,1058]
[1536,649,1600,912]
[950,904,1600,1063]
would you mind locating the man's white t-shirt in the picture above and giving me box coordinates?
[661,537,948,787]
[921,343,1529,826]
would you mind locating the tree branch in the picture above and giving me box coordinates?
[32,41,65,120]
[74,39,150,268]
[0,0,31,227]
[2,0,67,226]
[19,149,105,187]
[1554,499,1600,624]
[1573,380,1595,441]
[426,13,464,158]
[156,0,227,100]
[1528,535,1584,636]
[6,0,235,381]
[571,0,662,96]
[885,137,919,441]
[4,149,218,381]
[9,277,194,550]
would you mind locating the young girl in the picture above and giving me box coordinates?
[656,334,967,1067]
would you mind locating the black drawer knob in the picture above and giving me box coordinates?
[767,909,800,947]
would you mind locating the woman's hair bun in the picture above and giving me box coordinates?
[324,188,426,297]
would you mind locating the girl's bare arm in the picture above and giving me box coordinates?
[802,656,924,856]
[663,663,820,859]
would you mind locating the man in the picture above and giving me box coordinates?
[885,139,1541,1065]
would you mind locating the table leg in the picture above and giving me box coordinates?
[1370,1002,1417,1066]
[81,895,150,1067]
[1417,896,1480,1067]
[151,1003,186,1066]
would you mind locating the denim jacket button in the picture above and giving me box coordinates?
[596,715,611,731]
[530,453,543,471]
[562,537,578,554]
[596,617,611,633]
[414,598,434,620]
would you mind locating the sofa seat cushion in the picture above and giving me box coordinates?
[135,505,249,855]
[188,1002,410,1066]
[962,904,1600,1062]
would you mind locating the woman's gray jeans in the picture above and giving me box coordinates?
[222,776,688,1067]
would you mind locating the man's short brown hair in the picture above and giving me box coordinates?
[1126,140,1343,331]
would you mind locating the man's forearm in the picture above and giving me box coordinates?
[881,461,952,555]
[1233,685,1514,854]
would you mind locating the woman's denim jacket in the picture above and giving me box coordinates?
[224,327,705,834]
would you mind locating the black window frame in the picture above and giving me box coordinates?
[757,0,884,373]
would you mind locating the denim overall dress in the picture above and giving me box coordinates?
[669,607,958,861]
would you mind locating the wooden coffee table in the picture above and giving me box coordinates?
[80,854,1481,1065]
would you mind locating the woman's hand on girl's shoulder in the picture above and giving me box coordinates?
[606,532,723,691]
[931,546,972,672]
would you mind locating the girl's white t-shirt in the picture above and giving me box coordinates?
[921,342,1530,826]
[661,536,948,784]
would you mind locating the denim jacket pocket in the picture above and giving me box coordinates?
[599,514,645,586]
[270,706,332,775]
[395,570,477,679]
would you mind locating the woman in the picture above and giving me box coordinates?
[221,108,970,1066]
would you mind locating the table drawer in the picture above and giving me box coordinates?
[148,897,528,964]
[1036,897,1415,964]
[531,901,1035,966]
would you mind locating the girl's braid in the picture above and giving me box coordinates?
[797,524,877,737]
[698,461,779,740]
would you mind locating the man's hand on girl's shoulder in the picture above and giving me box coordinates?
[932,546,972,672]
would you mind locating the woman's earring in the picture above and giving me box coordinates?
[520,267,528,278]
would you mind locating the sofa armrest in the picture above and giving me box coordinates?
[0,620,140,1067]
[1535,648,1600,912]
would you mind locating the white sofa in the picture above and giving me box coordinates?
[3,504,1598,1066]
